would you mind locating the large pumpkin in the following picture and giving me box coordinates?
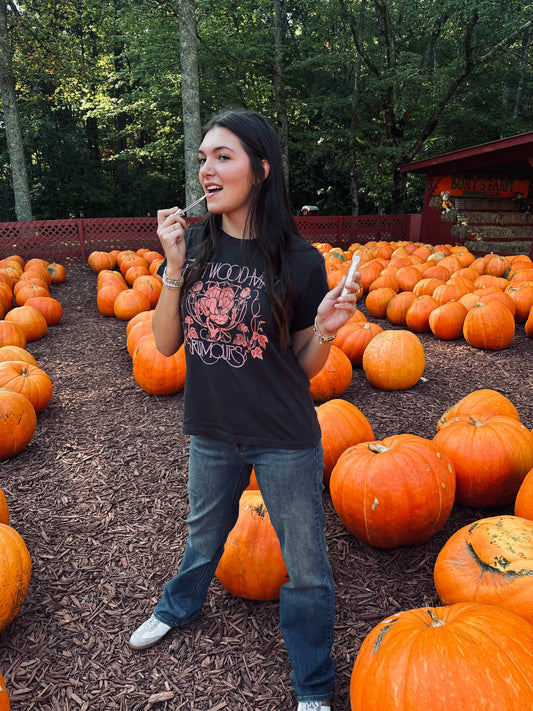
[329,434,455,548]
[0,361,53,413]
[437,388,520,430]
[434,515,533,625]
[433,414,533,508]
[215,490,288,600]
[0,389,37,460]
[308,345,352,402]
[315,399,374,485]
[463,300,515,350]
[0,523,31,633]
[362,329,425,390]
[5,305,48,342]
[132,337,186,395]
[350,602,533,711]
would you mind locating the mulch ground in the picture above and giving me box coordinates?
[0,261,531,711]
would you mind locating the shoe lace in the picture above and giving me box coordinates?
[300,704,322,711]
[146,614,163,630]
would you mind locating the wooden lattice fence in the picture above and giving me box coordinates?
[0,215,416,263]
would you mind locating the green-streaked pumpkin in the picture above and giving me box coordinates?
[434,515,533,625]
[350,602,533,711]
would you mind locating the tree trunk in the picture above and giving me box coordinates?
[272,0,289,186]
[179,0,202,214]
[0,0,32,220]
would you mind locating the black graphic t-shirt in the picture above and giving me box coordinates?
[172,226,329,449]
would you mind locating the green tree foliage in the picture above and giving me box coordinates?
[0,0,530,219]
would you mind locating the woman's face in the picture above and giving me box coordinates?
[198,126,256,235]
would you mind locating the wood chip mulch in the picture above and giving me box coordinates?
[0,262,531,711]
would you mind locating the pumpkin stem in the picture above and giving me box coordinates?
[368,443,389,454]
[427,609,446,627]
[468,416,483,427]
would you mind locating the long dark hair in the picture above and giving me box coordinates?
[183,107,300,350]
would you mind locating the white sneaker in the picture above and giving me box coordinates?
[128,613,172,650]
[297,703,331,711]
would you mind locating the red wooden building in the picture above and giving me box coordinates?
[400,131,533,257]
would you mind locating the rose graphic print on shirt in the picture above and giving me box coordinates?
[182,259,268,368]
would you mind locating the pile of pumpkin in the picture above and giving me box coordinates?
[308,241,533,401]
[317,239,533,348]
[88,248,188,396]
[0,256,63,461]
[215,388,533,710]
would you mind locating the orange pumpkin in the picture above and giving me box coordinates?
[365,287,397,319]
[330,434,455,547]
[113,288,151,321]
[126,309,154,337]
[96,281,128,317]
[437,388,521,430]
[0,346,37,367]
[88,251,117,273]
[0,361,53,413]
[434,515,533,625]
[333,321,383,365]
[505,283,533,322]
[0,321,26,349]
[24,296,63,326]
[308,345,352,402]
[514,468,533,519]
[5,305,48,342]
[525,304,533,337]
[126,319,154,357]
[404,294,439,332]
[350,602,533,711]
[362,329,425,391]
[0,522,32,633]
[0,389,36,460]
[385,291,417,326]
[215,490,288,600]
[315,399,374,485]
[428,300,468,340]
[13,282,49,306]
[132,337,186,395]
[463,300,515,350]
[132,275,162,309]
[433,415,533,508]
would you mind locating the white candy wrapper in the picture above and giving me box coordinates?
[341,255,360,297]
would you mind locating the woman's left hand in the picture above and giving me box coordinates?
[315,274,361,338]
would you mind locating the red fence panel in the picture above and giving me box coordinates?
[0,214,416,264]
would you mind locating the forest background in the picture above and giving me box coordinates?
[0,0,531,224]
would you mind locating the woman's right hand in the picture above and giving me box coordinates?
[156,207,188,274]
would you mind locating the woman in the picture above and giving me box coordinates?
[129,108,360,711]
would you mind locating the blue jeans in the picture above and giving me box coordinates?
[154,435,335,702]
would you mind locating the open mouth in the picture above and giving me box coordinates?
[206,186,222,195]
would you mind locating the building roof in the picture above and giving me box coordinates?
[400,131,533,178]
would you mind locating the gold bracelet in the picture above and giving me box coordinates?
[313,316,336,343]
[162,267,184,290]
